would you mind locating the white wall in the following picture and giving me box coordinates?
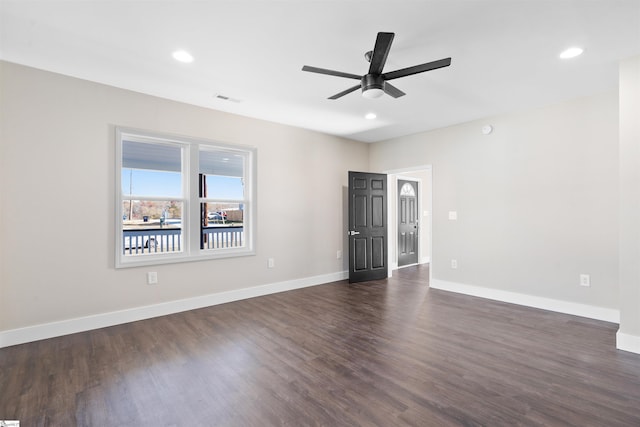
[0,61,368,338]
[370,91,620,314]
[618,55,640,353]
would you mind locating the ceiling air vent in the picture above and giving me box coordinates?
[214,94,242,103]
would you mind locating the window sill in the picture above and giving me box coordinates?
[115,248,256,269]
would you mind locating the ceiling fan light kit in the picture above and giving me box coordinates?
[362,88,384,99]
[302,32,451,100]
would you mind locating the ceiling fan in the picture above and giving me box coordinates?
[302,32,451,100]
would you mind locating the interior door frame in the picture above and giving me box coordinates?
[383,165,433,282]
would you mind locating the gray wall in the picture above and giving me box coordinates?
[0,61,368,333]
[370,90,619,309]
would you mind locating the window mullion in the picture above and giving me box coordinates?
[188,144,200,254]
[122,195,185,202]
[200,198,247,204]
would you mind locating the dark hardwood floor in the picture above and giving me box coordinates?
[2,265,640,426]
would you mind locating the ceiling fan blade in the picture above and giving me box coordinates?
[328,84,361,100]
[302,65,361,80]
[382,57,451,81]
[368,32,395,75]
[383,82,406,98]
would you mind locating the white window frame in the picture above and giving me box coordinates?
[115,127,256,268]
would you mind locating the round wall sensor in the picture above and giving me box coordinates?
[482,125,493,135]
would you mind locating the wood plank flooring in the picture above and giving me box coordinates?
[2,265,640,426]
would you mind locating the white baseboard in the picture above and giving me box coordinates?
[0,271,348,349]
[616,331,640,354]
[430,279,620,323]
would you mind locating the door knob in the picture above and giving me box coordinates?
[348,230,360,236]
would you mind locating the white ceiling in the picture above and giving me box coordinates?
[1,0,639,143]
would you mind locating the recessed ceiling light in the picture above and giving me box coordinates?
[172,50,194,63]
[365,113,377,120]
[559,47,583,59]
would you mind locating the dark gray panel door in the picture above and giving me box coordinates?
[348,171,388,283]
[398,180,418,267]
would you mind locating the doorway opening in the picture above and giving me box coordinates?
[384,166,432,279]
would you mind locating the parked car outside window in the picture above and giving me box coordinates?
[207,211,227,221]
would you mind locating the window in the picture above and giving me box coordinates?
[116,128,256,268]
[400,182,416,197]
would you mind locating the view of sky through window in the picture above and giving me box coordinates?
[122,170,243,200]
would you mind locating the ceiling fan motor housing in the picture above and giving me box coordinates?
[362,74,385,96]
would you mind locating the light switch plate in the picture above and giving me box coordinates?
[448,211,458,220]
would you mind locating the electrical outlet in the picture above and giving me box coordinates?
[448,211,458,220]
[451,259,458,269]
[336,250,342,259]
[580,274,590,287]
[147,272,158,285]
[268,258,275,268]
